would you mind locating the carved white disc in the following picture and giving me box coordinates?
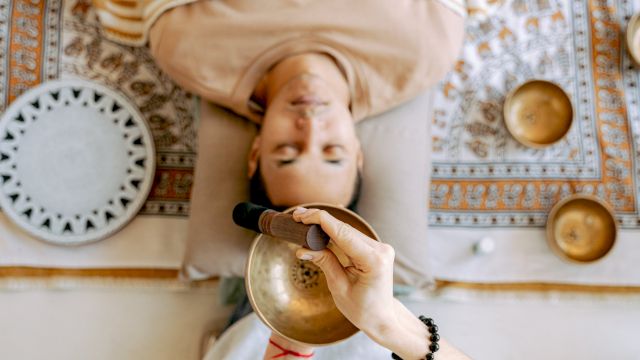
[0,79,155,245]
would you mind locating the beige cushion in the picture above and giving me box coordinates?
[183,91,434,288]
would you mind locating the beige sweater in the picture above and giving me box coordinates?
[96,0,464,123]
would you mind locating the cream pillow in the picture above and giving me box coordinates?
[182,91,434,288]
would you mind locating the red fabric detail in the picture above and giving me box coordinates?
[268,339,314,359]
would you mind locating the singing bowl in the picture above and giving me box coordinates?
[504,80,573,148]
[627,12,640,66]
[546,195,617,263]
[245,203,380,346]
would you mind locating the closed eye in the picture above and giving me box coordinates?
[325,159,343,165]
[277,159,296,166]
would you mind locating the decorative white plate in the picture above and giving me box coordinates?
[0,79,155,245]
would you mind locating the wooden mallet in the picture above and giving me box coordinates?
[232,202,330,251]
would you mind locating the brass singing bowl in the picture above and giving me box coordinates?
[504,80,573,148]
[546,195,617,263]
[245,203,380,346]
[626,12,640,66]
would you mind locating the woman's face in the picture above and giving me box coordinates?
[248,73,362,207]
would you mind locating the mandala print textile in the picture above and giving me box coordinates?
[2,0,640,285]
[1,0,196,218]
[0,0,194,270]
[429,0,640,286]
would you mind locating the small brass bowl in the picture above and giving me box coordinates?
[504,80,573,148]
[626,12,640,66]
[245,203,380,346]
[546,195,617,263]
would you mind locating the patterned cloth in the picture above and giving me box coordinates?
[428,0,640,285]
[2,0,640,288]
[0,0,194,271]
[1,0,196,218]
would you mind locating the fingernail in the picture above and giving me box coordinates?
[298,253,313,260]
[293,207,308,215]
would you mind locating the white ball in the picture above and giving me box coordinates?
[474,236,495,254]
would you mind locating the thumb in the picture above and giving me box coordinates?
[296,248,348,293]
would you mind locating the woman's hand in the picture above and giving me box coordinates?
[292,207,469,360]
[292,207,399,343]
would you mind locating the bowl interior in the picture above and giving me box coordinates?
[504,80,573,148]
[546,196,617,263]
[246,204,378,345]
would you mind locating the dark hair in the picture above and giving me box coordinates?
[249,165,362,212]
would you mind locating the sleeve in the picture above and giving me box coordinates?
[92,0,198,46]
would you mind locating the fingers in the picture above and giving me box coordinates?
[292,208,377,263]
[296,248,348,294]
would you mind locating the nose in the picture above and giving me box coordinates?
[294,107,326,130]
[295,114,323,152]
[295,116,307,130]
[295,115,315,141]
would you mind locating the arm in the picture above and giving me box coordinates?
[288,207,469,360]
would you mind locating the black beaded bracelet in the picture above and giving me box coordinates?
[391,315,439,360]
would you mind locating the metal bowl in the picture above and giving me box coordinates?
[626,12,640,66]
[245,203,380,345]
[504,80,573,148]
[546,195,617,263]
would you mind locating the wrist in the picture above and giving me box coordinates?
[366,300,431,360]
[266,333,314,359]
[387,317,431,360]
